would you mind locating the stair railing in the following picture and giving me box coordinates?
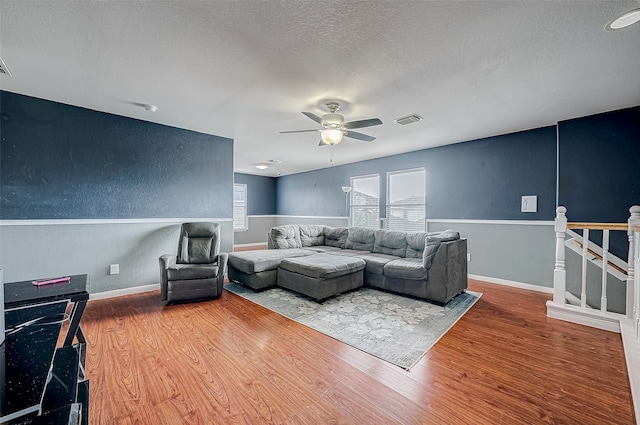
[552,206,640,321]
[634,222,640,338]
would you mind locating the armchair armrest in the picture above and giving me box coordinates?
[216,252,229,291]
[159,254,177,301]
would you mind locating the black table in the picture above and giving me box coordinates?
[4,274,89,347]
[2,274,90,424]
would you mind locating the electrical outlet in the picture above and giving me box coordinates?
[109,264,119,275]
[467,253,471,262]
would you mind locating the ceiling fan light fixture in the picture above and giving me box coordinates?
[606,8,640,30]
[321,129,343,145]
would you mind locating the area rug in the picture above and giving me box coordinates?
[224,283,481,369]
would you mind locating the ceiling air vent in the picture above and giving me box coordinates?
[0,57,12,76]
[394,114,423,125]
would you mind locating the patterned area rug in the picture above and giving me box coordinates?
[224,283,481,369]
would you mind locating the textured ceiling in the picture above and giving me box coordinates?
[1,1,639,176]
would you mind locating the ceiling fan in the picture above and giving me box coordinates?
[280,102,382,146]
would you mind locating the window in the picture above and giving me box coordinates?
[233,184,247,231]
[350,174,380,229]
[386,168,425,232]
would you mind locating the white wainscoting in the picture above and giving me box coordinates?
[0,218,233,294]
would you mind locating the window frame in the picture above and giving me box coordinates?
[349,173,380,229]
[385,167,426,232]
[233,183,248,232]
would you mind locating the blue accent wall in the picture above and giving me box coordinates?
[277,126,558,220]
[558,106,640,222]
[234,173,277,215]
[0,91,234,219]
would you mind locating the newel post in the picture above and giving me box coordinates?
[554,206,568,305]
[627,205,640,320]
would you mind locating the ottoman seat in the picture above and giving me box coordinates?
[227,248,315,291]
[228,248,315,273]
[278,254,365,302]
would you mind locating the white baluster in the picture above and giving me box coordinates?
[635,230,640,338]
[581,228,589,309]
[554,206,567,305]
[601,229,609,313]
[628,205,640,323]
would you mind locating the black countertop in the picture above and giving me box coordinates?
[4,275,89,309]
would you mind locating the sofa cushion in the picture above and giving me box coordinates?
[423,230,460,268]
[228,248,314,273]
[345,227,375,252]
[325,249,371,257]
[299,224,325,247]
[167,263,219,280]
[373,230,407,257]
[384,258,429,280]
[177,222,219,264]
[355,253,400,275]
[324,226,348,248]
[405,232,429,259]
[280,254,365,279]
[270,224,302,249]
[179,236,214,264]
[305,246,343,253]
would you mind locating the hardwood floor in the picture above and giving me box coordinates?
[82,279,635,424]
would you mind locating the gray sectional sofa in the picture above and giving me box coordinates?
[227,225,468,305]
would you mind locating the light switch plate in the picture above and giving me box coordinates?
[521,195,537,213]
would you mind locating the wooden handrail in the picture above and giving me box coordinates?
[572,240,627,275]
[633,224,640,233]
[567,222,628,231]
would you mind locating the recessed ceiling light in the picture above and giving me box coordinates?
[606,8,640,30]
[143,104,158,112]
[255,163,269,170]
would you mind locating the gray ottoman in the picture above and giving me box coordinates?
[228,248,315,290]
[277,254,365,302]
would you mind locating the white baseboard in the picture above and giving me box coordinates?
[620,318,640,425]
[545,301,623,332]
[469,274,553,294]
[89,283,159,300]
[233,242,268,248]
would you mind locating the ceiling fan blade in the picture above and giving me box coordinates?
[344,131,375,142]
[342,118,382,129]
[302,112,324,124]
[279,129,318,134]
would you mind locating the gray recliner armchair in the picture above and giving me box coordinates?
[159,222,228,302]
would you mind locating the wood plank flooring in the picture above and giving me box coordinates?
[82,279,635,424]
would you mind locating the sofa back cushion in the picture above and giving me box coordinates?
[177,222,220,264]
[345,227,375,252]
[373,230,408,257]
[405,232,429,258]
[299,224,325,247]
[324,226,348,248]
[423,229,460,268]
[270,224,302,249]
